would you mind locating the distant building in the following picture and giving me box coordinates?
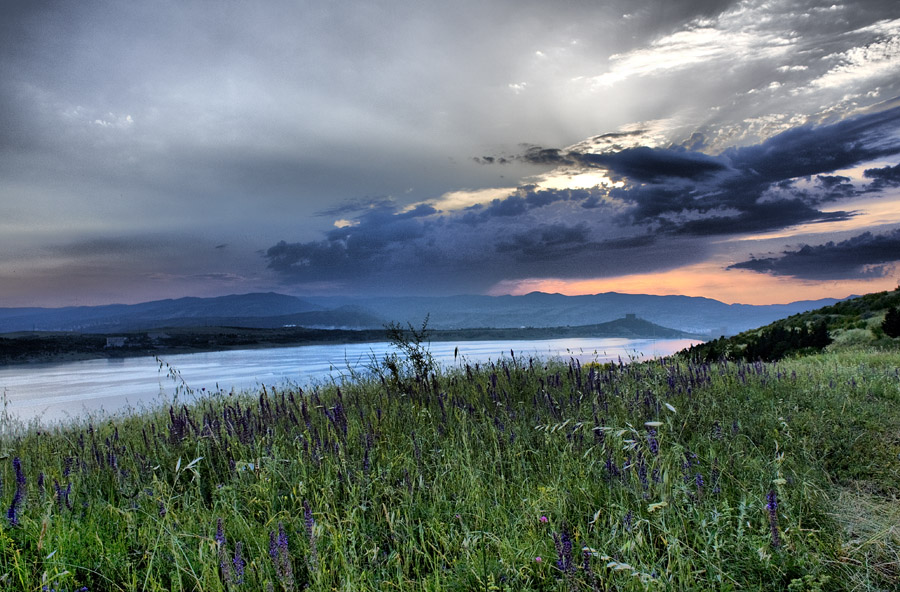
[105,337,127,348]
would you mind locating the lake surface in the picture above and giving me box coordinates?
[0,337,700,424]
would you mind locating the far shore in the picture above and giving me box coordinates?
[1,319,704,366]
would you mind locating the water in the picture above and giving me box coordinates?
[0,337,700,424]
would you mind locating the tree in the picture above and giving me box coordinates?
[882,307,900,338]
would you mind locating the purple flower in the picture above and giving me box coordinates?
[215,518,230,583]
[6,457,25,526]
[553,525,574,575]
[215,517,226,546]
[646,428,659,455]
[269,522,295,590]
[766,490,781,548]
[233,541,245,585]
[14,457,25,486]
[303,499,319,570]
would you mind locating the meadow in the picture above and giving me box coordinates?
[0,339,898,590]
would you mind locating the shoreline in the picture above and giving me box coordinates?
[1,322,703,367]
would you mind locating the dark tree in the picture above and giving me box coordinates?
[883,307,900,338]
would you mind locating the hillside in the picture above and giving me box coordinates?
[683,285,900,362]
[0,291,844,334]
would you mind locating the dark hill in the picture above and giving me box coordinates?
[682,286,900,362]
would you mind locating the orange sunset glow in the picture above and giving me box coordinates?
[490,263,900,305]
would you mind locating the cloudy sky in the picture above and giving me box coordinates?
[2,0,900,307]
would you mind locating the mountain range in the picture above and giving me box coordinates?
[0,291,846,335]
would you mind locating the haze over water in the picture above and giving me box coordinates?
[1,337,699,424]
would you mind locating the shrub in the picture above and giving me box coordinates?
[882,306,900,338]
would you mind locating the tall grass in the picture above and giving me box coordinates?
[0,346,898,590]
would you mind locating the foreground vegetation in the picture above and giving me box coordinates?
[1,330,898,591]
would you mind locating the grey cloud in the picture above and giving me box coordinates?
[264,196,704,294]
[863,162,900,191]
[316,197,395,217]
[729,228,900,279]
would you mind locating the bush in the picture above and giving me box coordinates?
[883,306,900,338]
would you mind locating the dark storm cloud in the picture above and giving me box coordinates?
[513,105,900,235]
[473,187,606,222]
[729,228,900,279]
[863,163,900,191]
[265,104,900,290]
[264,195,701,293]
[522,146,729,182]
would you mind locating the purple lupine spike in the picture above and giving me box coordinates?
[233,541,245,584]
[215,517,230,582]
[646,428,659,455]
[13,457,25,486]
[269,522,295,590]
[766,490,781,548]
[7,457,25,526]
[269,530,278,560]
[6,487,22,526]
[303,499,318,569]
[553,525,574,575]
[278,522,289,554]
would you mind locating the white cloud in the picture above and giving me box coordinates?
[589,2,799,89]
[810,19,900,90]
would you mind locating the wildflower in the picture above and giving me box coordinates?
[535,556,542,563]
[540,515,549,523]
[269,522,295,590]
[646,428,659,455]
[303,499,318,570]
[766,490,781,548]
[553,524,574,575]
[7,457,25,526]
[233,541,245,585]
[215,518,231,583]
[215,517,226,546]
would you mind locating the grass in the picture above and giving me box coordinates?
[0,343,898,590]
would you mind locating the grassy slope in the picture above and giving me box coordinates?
[684,287,900,362]
[0,290,898,590]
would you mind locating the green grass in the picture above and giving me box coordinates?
[0,344,899,590]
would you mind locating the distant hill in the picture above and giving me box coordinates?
[683,286,900,361]
[0,291,846,334]
[305,292,845,334]
[0,293,321,332]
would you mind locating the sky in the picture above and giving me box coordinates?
[2,0,900,308]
